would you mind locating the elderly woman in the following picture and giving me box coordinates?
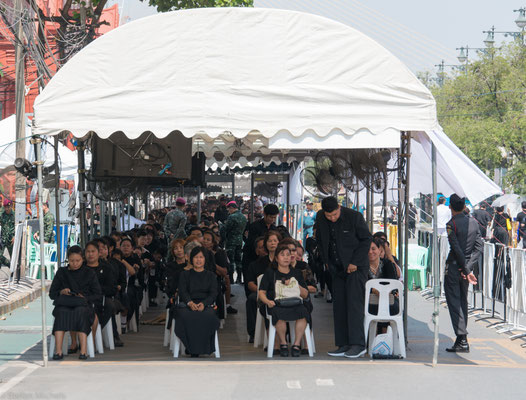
[175,246,220,357]
[259,243,309,357]
[49,246,101,360]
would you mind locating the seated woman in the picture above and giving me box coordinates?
[368,238,399,317]
[120,237,144,330]
[175,246,220,357]
[49,246,102,360]
[258,243,309,357]
[165,239,188,302]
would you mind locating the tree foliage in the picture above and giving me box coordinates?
[142,0,253,13]
[431,42,526,194]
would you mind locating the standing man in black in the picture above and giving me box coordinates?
[316,196,371,358]
[471,203,492,239]
[241,204,279,285]
[516,201,526,249]
[444,194,482,353]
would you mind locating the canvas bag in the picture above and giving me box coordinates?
[274,275,301,301]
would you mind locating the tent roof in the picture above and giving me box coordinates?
[33,7,438,158]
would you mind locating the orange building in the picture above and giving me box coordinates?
[0,0,119,119]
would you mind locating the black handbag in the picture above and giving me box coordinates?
[274,297,303,308]
[53,269,88,308]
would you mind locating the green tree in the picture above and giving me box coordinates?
[142,0,253,13]
[431,42,526,194]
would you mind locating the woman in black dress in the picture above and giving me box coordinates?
[120,237,144,327]
[259,243,309,357]
[49,246,101,360]
[175,246,220,357]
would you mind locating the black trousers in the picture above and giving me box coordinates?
[246,292,258,337]
[330,266,367,348]
[444,263,469,337]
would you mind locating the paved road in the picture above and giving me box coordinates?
[1,287,526,400]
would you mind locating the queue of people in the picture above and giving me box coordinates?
[47,194,417,360]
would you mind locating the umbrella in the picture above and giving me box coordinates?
[491,194,520,207]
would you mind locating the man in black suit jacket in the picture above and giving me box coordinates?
[315,196,372,358]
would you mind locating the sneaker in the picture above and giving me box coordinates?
[226,306,238,314]
[344,345,366,359]
[327,346,350,357]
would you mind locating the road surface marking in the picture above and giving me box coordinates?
[0,365,38,397]
[286,380,302,389]
[316,378,334,386]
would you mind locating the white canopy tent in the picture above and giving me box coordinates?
[31,7,501,365]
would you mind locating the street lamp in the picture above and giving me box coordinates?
[434,60,462,86]
[514,7,526,29]
[456,45,489,64]
[483,26,496,47]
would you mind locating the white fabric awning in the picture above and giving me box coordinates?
[33,7,438,157]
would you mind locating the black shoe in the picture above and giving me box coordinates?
[328,346,350,357]
[78,354,88,360]
[52,353,63,360]
[344,345,366,359]
[67,346,78,354]
[326,299,333,303]
[314,292,324,298]
[291,345,301,357]
[230,293,235,297]
[248,335,254,344]
[114,338,124,347]
[279,344,289,357]
[446,339,470,353]
[227,306,238,314]
[121,326,127,334]
[191,354,199,358]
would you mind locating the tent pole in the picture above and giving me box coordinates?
[90,195,95,239]
[431,142,440,367]
[250,173,255,223]
[77,141,87,248]
[197,186,202,222]
[53,136,62,268]
[403,132,411,344]
[355,177,360,211]
[144,192,149,221]
[397,145,405,336]
[127,196,131,229]
[33,135,48,367]
[286,173,290,231]
[366,182,371,231]
[383,182,388,235]
[100,201,106,236]
[232,174,235,199]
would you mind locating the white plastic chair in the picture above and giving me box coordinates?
[364,279,406,358]
[128,311,138,332]
[115,312,122,335]
[173,330,220,359]
[102,320,115,350]
[94,323,104,354]
[163,309,171,347]
[253,275,267,348]
[265,308,314,358]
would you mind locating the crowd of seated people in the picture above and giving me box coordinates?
[50,195,405,360]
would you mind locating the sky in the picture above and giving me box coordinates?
[107,0,525,73]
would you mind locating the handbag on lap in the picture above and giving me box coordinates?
[274,271,303,307]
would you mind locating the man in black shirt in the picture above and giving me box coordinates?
[315,196,371,358]
[517,201,526,249]
[471,204,492,239]
[241,204,279,284]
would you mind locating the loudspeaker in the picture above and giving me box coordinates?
[91,131,192,180]
[191,152,206,187]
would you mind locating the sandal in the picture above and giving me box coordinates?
[78,354,88,360]
[291,345,301,357]
[279,344,289,357]
[68,346,78,354]
[52,353,63,360]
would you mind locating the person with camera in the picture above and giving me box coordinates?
[315,196,372,359]
[49,246,102,360]
[258,242,309,357]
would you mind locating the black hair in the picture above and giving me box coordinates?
[102,236,116,249]
[495,206,504,213]
[67,245,83,258]
[137,230,148,237]
[263,230,282,252]
[254,236,265,247]
[189,246,206,266]
[438,197,446,205]
[85,240,100,251]
[190,226,202,234]
[263,204,279,216]
[321,196,339,213]
[269,243,293,270]
[120,237,134,247]
[371,237,385,251]
[522,201,526,209]
[112,249,124,258]
[373,231,388,240]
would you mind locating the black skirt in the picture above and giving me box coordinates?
[95,297,116,328]
[268,304,309,326]
[52,305,95,335]
[175,307,220,355]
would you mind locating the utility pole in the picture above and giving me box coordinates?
[14,0,26,224]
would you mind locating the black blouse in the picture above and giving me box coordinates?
[124,254,145,288]
[247,255,272,285]
[165,261,187,299]
[49,265,102,305]
[178,269,218,306]
[84,260,118,298]
[259,267,307,301]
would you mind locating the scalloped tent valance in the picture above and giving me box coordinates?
[33,7,438,155]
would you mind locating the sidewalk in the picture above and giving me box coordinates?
[1,286,526,399]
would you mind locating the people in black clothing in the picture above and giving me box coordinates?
[472,204,492,239]
[242,204,279,285]
[492,206,511,246]
[516,201,526,248]
[306,226,331,300]
[259,243,309,357]
[315,196,372,359]
[120,238,144,328]
[165,239,188,301]
[175,246,220,357]
[444,194,482,353]
[49,246,102,360]
[215,197,229,224]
